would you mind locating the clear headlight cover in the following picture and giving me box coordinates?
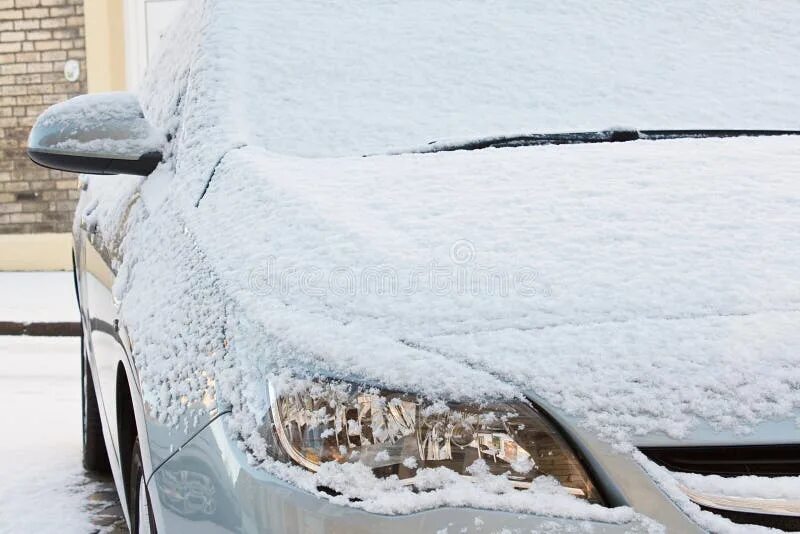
[264,380,601,503]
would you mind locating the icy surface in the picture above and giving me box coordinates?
[84,0,800,524]
[0,337,123,533]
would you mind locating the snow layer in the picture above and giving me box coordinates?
[137,0,800,204]
[0,337,123,533]
[0,272,79,323]
[156,0,800,158]
[115,134,800,523]
[673,471,800,501]
[191,136,800,444]
[312,462,640,524]
[635,452,788,534]
[33,92,164,158]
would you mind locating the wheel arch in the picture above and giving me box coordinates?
[116,361,138,510]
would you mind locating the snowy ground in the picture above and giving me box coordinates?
[0,272,79,323]
[0,336,125,533]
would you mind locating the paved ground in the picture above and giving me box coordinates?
[0,336,126,533]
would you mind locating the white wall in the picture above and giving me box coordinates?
[124,0,186,90]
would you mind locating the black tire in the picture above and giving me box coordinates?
[82,331,110,473]
[129,438,158,534]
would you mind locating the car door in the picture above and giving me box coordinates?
[75,175,144,491]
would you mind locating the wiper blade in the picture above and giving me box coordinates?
[399,128,800,155]
[640,129,800,140]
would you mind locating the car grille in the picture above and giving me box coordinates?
[640,445,800,531]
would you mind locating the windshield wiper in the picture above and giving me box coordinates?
[398,128,800,155]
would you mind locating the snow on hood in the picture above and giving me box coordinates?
[186,135,800,445]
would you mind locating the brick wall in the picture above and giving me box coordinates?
[0,0,86,234]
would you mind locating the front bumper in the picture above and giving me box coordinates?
[148,416,650,533]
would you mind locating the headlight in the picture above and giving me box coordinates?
[263,379,601,503]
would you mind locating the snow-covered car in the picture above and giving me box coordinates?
[27,1,800,532]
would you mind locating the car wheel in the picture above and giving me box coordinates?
[81,332,110,473]
[129,437,158,534]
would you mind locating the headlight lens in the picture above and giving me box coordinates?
[264,380,601,503]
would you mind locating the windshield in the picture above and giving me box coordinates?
[204,1,800,157]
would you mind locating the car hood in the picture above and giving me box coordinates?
[186,135,800,446]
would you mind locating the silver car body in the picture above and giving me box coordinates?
[68,1,800,532]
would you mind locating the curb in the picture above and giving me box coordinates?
[0,321,81,337]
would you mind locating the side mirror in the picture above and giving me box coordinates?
[27,92,164,176]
